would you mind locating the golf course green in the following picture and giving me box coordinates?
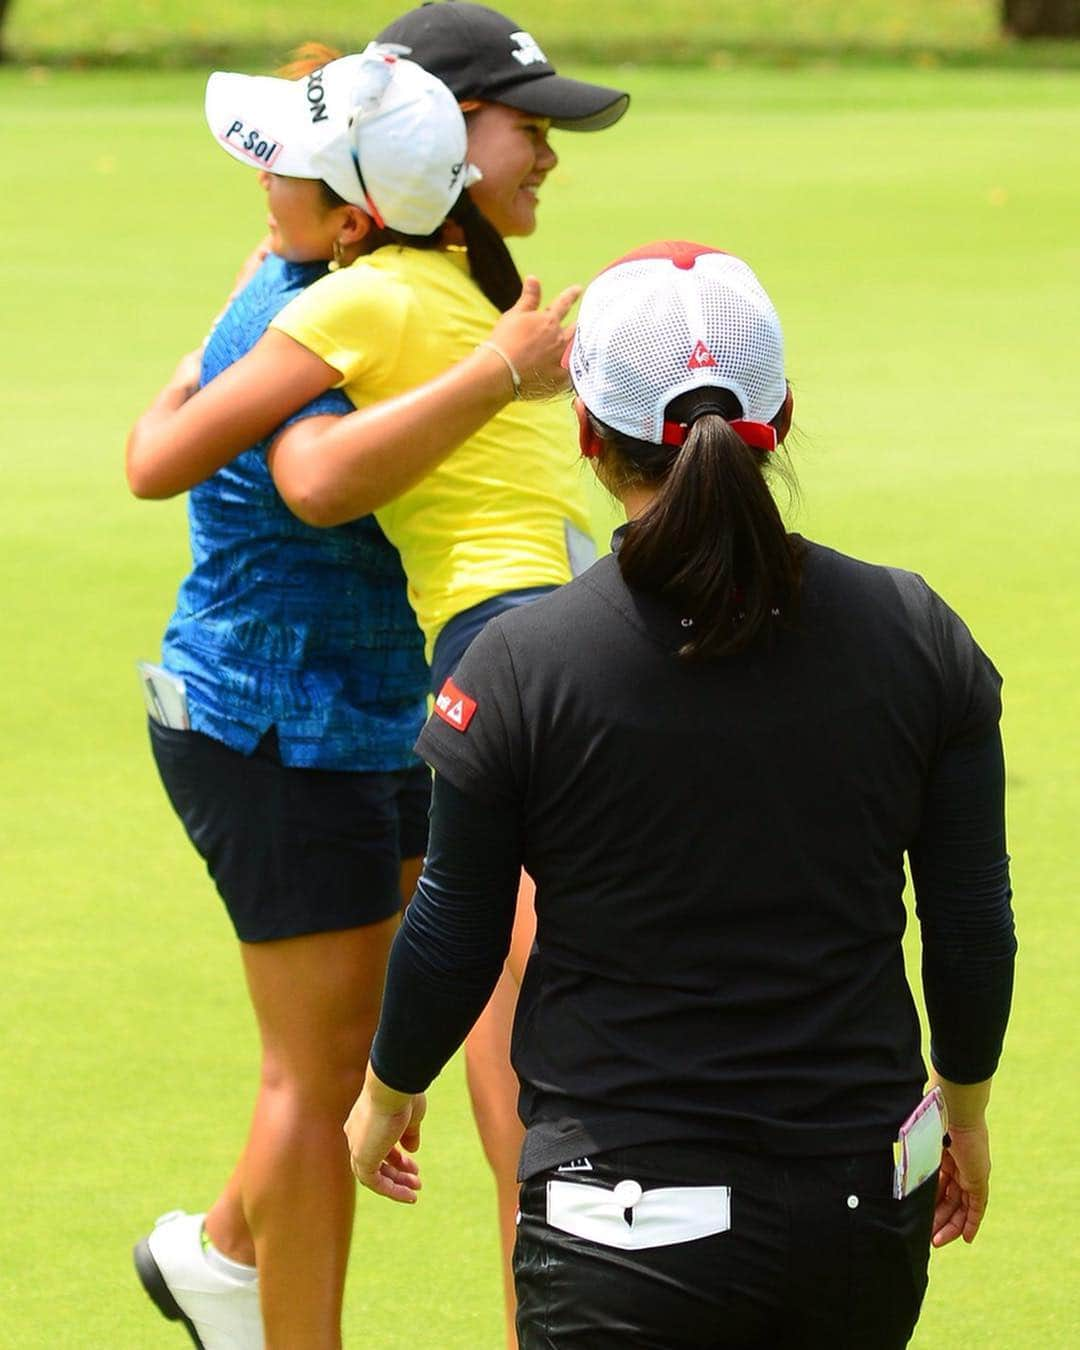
[0,25,1076,1347]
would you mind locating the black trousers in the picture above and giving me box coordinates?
[514,1145,936,1350]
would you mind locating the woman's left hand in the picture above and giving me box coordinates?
[931,1119,991,1246]
[487,276,582,398]
[344,1067,426,1203]
[170,347,205,403]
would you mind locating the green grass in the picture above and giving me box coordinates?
[2,57,1079,1347]
[6,0,1080,67]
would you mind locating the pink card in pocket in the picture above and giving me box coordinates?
[892,1086,948,1200]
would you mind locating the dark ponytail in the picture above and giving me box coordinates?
[446,191,523,312]
[342,189,522,313]
[608,388,802,660]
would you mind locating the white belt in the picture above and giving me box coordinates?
[545,1177,731,1251]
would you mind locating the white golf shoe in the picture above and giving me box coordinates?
[134,1210,264,1350]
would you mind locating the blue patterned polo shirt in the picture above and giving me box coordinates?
[161,254,428,771]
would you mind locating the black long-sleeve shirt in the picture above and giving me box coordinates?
[371,543,1015,1176]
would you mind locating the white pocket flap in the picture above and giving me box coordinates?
[545,1178,731,1251]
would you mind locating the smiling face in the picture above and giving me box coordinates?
[463,103,558,238]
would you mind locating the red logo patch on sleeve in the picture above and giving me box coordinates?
[434,677,478,733]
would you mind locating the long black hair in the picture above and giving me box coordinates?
[320,181,522,313]
[594,386,803,660]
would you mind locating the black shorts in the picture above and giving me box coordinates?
[149,721,431,943]
[514,1144,936,1350]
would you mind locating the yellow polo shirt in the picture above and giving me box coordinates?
[272,245,593,656]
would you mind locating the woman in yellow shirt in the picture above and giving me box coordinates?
[128,9,629,1346]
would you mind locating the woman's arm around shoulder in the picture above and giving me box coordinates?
[268,276,580,526]
[125,330,341,499]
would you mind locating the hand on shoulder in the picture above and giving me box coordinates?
[486,275,582,399]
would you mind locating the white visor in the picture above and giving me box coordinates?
[204,45,473,235]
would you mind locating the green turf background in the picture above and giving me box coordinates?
[0,0,1024,64]
[1,48,1078,1350]
[6,0,1080,69]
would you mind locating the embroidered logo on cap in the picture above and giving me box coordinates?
[434,677,477,732]
[510,31,548,67]
[220,119,284,167]
[687,340,717,371]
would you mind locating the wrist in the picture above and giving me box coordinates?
[930,1070,992,1131]
[364,1065,415,1114]
[474,340,522,401]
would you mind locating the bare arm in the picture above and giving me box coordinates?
[268,276,580,526]
[126,330,340,499]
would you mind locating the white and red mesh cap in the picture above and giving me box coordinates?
[568,242,786,446]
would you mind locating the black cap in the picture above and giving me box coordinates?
[376,2,630,132]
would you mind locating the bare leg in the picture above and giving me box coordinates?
[204,1166,255,1265]
[201,918,396,1350]
[464,872,538,1349]
[203,856,421,1272]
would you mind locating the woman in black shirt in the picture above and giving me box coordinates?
[344,241,1015,1349]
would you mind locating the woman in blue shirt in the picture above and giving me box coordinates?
[129,46,588,1350]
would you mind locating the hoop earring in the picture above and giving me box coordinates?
[328,238,347,272]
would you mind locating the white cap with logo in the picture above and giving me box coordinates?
[204,44,475,235]
[568,242,787,450]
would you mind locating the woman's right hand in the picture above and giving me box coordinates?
[227,235,273,305]
[487,276,582,399]
[344,1068,426,1205]
[932,1119,991,1246]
